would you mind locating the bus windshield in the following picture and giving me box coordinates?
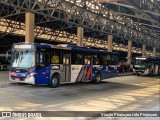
[110,54,119,65]
[11,50,35,68]
[135,60,148,65]
[134,60,148,68]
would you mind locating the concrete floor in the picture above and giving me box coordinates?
[0,71,159,120]
[0,71,9,83]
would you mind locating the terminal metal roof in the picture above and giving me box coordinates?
[0,0,159,54]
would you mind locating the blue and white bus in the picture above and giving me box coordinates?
[133,57,160,76]
[7,43,119,88]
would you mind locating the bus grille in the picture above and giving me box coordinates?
[11,76,25,81]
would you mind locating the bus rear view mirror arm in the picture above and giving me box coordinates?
[6,50,11,63]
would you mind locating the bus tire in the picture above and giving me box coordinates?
[49,75,60,88]
[3,66,7,71]
[94,73,102,84]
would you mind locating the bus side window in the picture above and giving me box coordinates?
[51,50,62,64]
[36,52,45,64]
[39,53,44,64]
[71,52,83,65]
[63,52,70,65]
[84,54,91,65]
[93,54,99,65]
[52,55,59,63]
[110,54,119,65]
[45,53,50,66]
[104,54,110,65]
[36,52,46,69]
[36,48,50,67]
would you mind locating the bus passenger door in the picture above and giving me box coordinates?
[62,52,71,82]
[35,50,50,84]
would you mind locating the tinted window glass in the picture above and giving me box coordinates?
[71,52,83,65]
[51,50,62,64]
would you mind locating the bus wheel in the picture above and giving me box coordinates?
[3,66,7,71]
[49,75,60,88]
[94,73,102,84]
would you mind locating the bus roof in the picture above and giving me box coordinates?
[134,56,160,60]
[58,44,119,54]
[13,42,71,50]
[13,43,119,54]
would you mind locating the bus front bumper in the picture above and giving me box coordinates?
[133,70,149,75]
[9,76,35,85]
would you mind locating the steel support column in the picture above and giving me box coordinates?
[77,27,84,46]
[127,40,132,65]
[108,35,113,52]
[153,47,156,57]
[25,12,35,43]
[142,44,146,57]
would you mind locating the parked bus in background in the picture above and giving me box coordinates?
[0,54,10,71]
[133,57,160,76]
[7,43,119,88]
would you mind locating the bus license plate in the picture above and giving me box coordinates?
[15,78,19,81]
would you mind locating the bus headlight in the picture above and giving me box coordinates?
[26,72,34,78]
[30,72,34,76]
[145,69,149,74]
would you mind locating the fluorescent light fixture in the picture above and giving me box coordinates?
[135,57,146,60]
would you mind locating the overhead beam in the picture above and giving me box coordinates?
[0,0,159,49]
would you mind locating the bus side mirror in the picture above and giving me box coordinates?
[6,50,11,63]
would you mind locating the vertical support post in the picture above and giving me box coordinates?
[142,44,146,57]
[153,47,156,57]
[25,12,35,43]
[108,35,113,52]
[77,27,84,46]
[127,40,132,65]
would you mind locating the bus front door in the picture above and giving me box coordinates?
[35,50,50,84]
[62,52,71,82]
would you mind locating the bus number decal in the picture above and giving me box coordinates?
[52,65,60,70]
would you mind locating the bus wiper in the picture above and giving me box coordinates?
[19,50,28,63]
[14,51,19,62]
